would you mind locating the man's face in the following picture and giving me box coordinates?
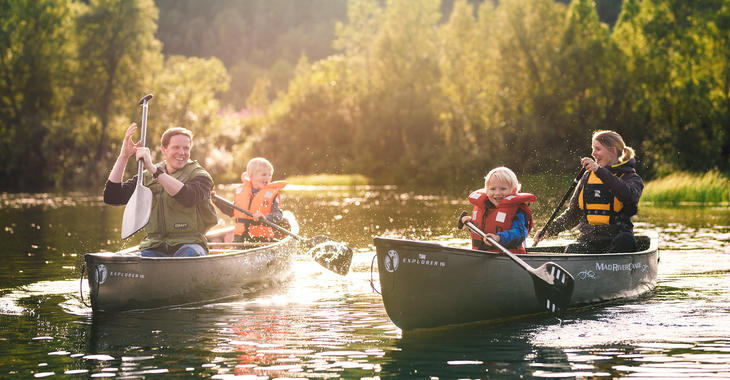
[161,134,191,173]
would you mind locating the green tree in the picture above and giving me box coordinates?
[150,55,230,175]
[613,0,728,175]
[361,0,443,183]
[437,0,494,181]
[0,0,74,191]
[486,0,566,172]
[71,0,162,177]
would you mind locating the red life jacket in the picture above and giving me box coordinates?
[467,191,536,254]
[233,176,287,238]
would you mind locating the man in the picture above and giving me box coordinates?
[103,123,218,257]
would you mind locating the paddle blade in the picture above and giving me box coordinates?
[121,185,152,239]
[532,262,575,316]
[306,237,353,276]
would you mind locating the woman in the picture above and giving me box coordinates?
[533,130,643,253]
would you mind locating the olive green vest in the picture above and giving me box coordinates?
[139,160,218,251]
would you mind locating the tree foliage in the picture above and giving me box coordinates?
[1,0,729,191]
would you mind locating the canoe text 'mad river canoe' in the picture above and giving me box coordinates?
[373,233,659,331]
[83,211,300,312]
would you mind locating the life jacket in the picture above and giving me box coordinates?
[140,160,218,251]
[233,176,287,239]
[468,191,536,254]
[578,171,624,225]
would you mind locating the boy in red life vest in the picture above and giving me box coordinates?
[460,167,536,254]
[212,157,287,242]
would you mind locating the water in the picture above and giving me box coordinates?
[1,188,729,378]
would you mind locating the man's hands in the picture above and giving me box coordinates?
[121,123,141,159]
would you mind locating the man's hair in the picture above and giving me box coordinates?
[160,127,193,148]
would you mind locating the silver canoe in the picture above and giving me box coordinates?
[84,211,299,311]
[374,233,659,331]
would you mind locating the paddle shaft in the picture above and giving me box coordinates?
[136,95,152,183]
[533,167,586,246]
[212,194,306,242]
[463,220,537,275]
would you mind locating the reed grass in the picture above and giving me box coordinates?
[285,174,370,186]
[641,170,730,204]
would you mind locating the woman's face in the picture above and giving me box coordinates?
[592,139,618,167]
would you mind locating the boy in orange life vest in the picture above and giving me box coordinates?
[213,158,287,241]
[460,167,536,254]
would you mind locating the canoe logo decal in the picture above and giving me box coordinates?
[385,250,399,272]
[402,253,447,268]
[96,265,108,285]
[578,270,596,280]
[595,262,648,272]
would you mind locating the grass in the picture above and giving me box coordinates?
[284,174,371,186]
[641,170,730,204]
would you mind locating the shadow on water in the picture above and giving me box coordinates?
[381,320,571,379]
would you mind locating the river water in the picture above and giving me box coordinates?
[1,186,729,378]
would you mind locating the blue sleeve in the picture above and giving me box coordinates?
[496,210,528,246]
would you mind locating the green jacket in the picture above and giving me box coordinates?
[139,160,218,251]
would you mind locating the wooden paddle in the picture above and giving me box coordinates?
[212,194,353,276]
[458,211,575,316]
[532,167,586,247]
[121,94,154,239]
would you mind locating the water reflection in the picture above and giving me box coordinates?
[0,190,729,378]
[381,323,573,378]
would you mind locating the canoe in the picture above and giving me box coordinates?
[373,233,659,331]
[84,211,299,312]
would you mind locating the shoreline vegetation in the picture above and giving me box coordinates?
[285,174,370,186]
[281,171,730,205]
[641,170,730,205]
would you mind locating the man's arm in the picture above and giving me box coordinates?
[103,177,137,205]
[173,175,213,207]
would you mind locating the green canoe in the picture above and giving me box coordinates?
[374,233,659,331]
[84,211,299,312]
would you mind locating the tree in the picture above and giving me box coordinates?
[0,0,74,191]
[72,0,162,176]
[613,0,728,175]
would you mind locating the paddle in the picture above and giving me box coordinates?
[533,167,586,247]
[458,211,575,316]
[212,194,353,276]
[121,94,154,239]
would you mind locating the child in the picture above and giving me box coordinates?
[214,158,287,242]
[461,167,536,254]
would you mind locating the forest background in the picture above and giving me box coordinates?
[2,0,729,192]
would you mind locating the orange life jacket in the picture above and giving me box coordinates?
[468,191,536,254]
[233,177,287,238]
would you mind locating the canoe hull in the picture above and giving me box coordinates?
[85,213,299,312]
[374,234,659,331]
